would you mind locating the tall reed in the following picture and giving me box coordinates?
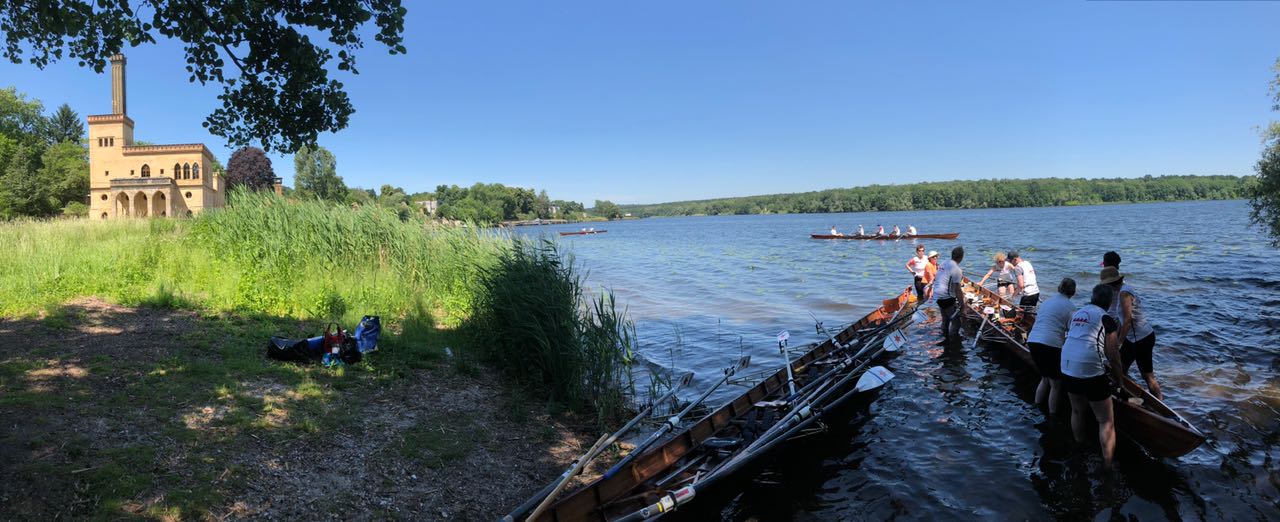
[467,238,635,424]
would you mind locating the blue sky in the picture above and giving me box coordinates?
[2,1,1277,204]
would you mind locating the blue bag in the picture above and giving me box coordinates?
[353,316,381,353]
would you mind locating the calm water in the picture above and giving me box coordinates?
[524,200,1279,520]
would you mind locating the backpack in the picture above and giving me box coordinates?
[353,316,381,353]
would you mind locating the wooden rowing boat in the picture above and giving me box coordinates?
[513,289,918,521]
[810,232,960,240]
[958,279,1206,458]
[560,230,608,236]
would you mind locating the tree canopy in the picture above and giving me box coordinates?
[620,175,1250,217]
[293,145,345,202]
[0,1,408,153]
[592,200,622,220]
[1249,57,1280,245]
[45,104,84,144]
[224,147,275,192]
[0,87,89,217]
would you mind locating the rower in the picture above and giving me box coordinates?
[907,225,917,236]
[1060,284,1122,470]
[857,224,865,236]
[977,252,1015,299]
[830,225,843,236]
[876,224,885,237]
[892,225,901,237]
[905,244,929,301]
[1008,250,1040,308]
[1101,251,1121,269]
[933,246,965,345]
[923,250,939,301]
[1100,266,1161,400]
[1026,278,1076,417]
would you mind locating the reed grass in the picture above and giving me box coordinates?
[467,238,636,424]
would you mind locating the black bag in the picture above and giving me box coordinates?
[266,336,325,363]
[338,335,363,365]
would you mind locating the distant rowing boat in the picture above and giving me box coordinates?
[811,232,960,240]
[560,230,607,236]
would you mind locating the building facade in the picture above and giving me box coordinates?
[88,55,225,219]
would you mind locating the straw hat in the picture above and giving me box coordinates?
[927,250,939,258]
[1099,266,1124,285]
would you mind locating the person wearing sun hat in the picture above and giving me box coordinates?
[923,250,939,301]
[1100,266,1161,400]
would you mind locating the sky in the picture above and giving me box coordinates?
[1,1,1277,205]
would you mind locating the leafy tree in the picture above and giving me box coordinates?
[347,187,374,206]
[378,184,409,206]
[1250,57,1280,246]
[592,200,622,220]
[61,201,87,218]
[45,104,84,144]
[293,145,345,202]
[0,145,52,217]
[0,1,408,153]
[39,141,88,209]
[0,87,46,147]
[224,147,275,192]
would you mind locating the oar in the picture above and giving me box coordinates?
[501,372,696,522]
[603,356,751,479]
[523,433,609,522]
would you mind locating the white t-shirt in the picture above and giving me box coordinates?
[933,259,962,300]
[908,254,928,278]
[1015,260,1039,296]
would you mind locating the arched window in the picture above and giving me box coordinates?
[141,164,151,177]
[192,164,200,179]
[174,163,182,179]
[183,163,191,179]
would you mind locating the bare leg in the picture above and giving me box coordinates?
[1143,372,1162,400]
[1048,378,1063,417]
[1089,398,1116,469]
[1068,392,1088,443]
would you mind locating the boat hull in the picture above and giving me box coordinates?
[959,280,1205,458]
[811,232,959,240]
[560,230,608,236]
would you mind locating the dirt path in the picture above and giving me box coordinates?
[0,298,592,520]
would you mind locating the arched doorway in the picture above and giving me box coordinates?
[114,192,131,217]
[133,192,149,217]
[152,191,167,217]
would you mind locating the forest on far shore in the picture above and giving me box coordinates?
[618,175,1252,217]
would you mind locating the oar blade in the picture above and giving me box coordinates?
[854,366,895,393]
[676,371,695,389]
[912,310,927,324]
[882,329,908,352]
[732,355,751,374]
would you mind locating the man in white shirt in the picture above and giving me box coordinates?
[1009,250,1040,307]
[933,246,965,345]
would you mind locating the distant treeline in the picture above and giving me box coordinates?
[619,175,1251,217]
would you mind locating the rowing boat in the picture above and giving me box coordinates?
[810,232,960,240]
[509,289,918,521]
[560,230,608,236]
[958,279,1206,458]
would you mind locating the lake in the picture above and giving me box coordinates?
[522,199,1278,520]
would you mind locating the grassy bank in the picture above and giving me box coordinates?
[0,193,636,519]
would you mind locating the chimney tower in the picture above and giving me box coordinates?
[110,54,127,115]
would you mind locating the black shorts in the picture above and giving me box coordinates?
[1020,293,1040,307]
[1063,374,1111,402]
[997,281,1014,289]
[913,276,926,300]
[1028,342,1061,379]
[1121,332,1156,375]
[937,297,956,310]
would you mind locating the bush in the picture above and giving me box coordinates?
[61,201,87,218]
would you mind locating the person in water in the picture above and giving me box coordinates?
[857,224,865,236]
[933,246,965,345]
[923,250,939,301]
[1009,250,1040,308]
[977,252,1016,299]
[906,244,929,301]
[1101,266,1161,400]
[907,225,917,236]
[1027,278,1077,417]
[1060,284,1122,469]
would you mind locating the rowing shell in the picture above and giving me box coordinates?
[514,289,918,521]
[959,279,1205,458]
[560,230,608,236]
[811,232,960,240]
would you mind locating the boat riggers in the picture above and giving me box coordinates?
[614,486,696,522]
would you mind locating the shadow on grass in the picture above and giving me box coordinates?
[0,296,510,520]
